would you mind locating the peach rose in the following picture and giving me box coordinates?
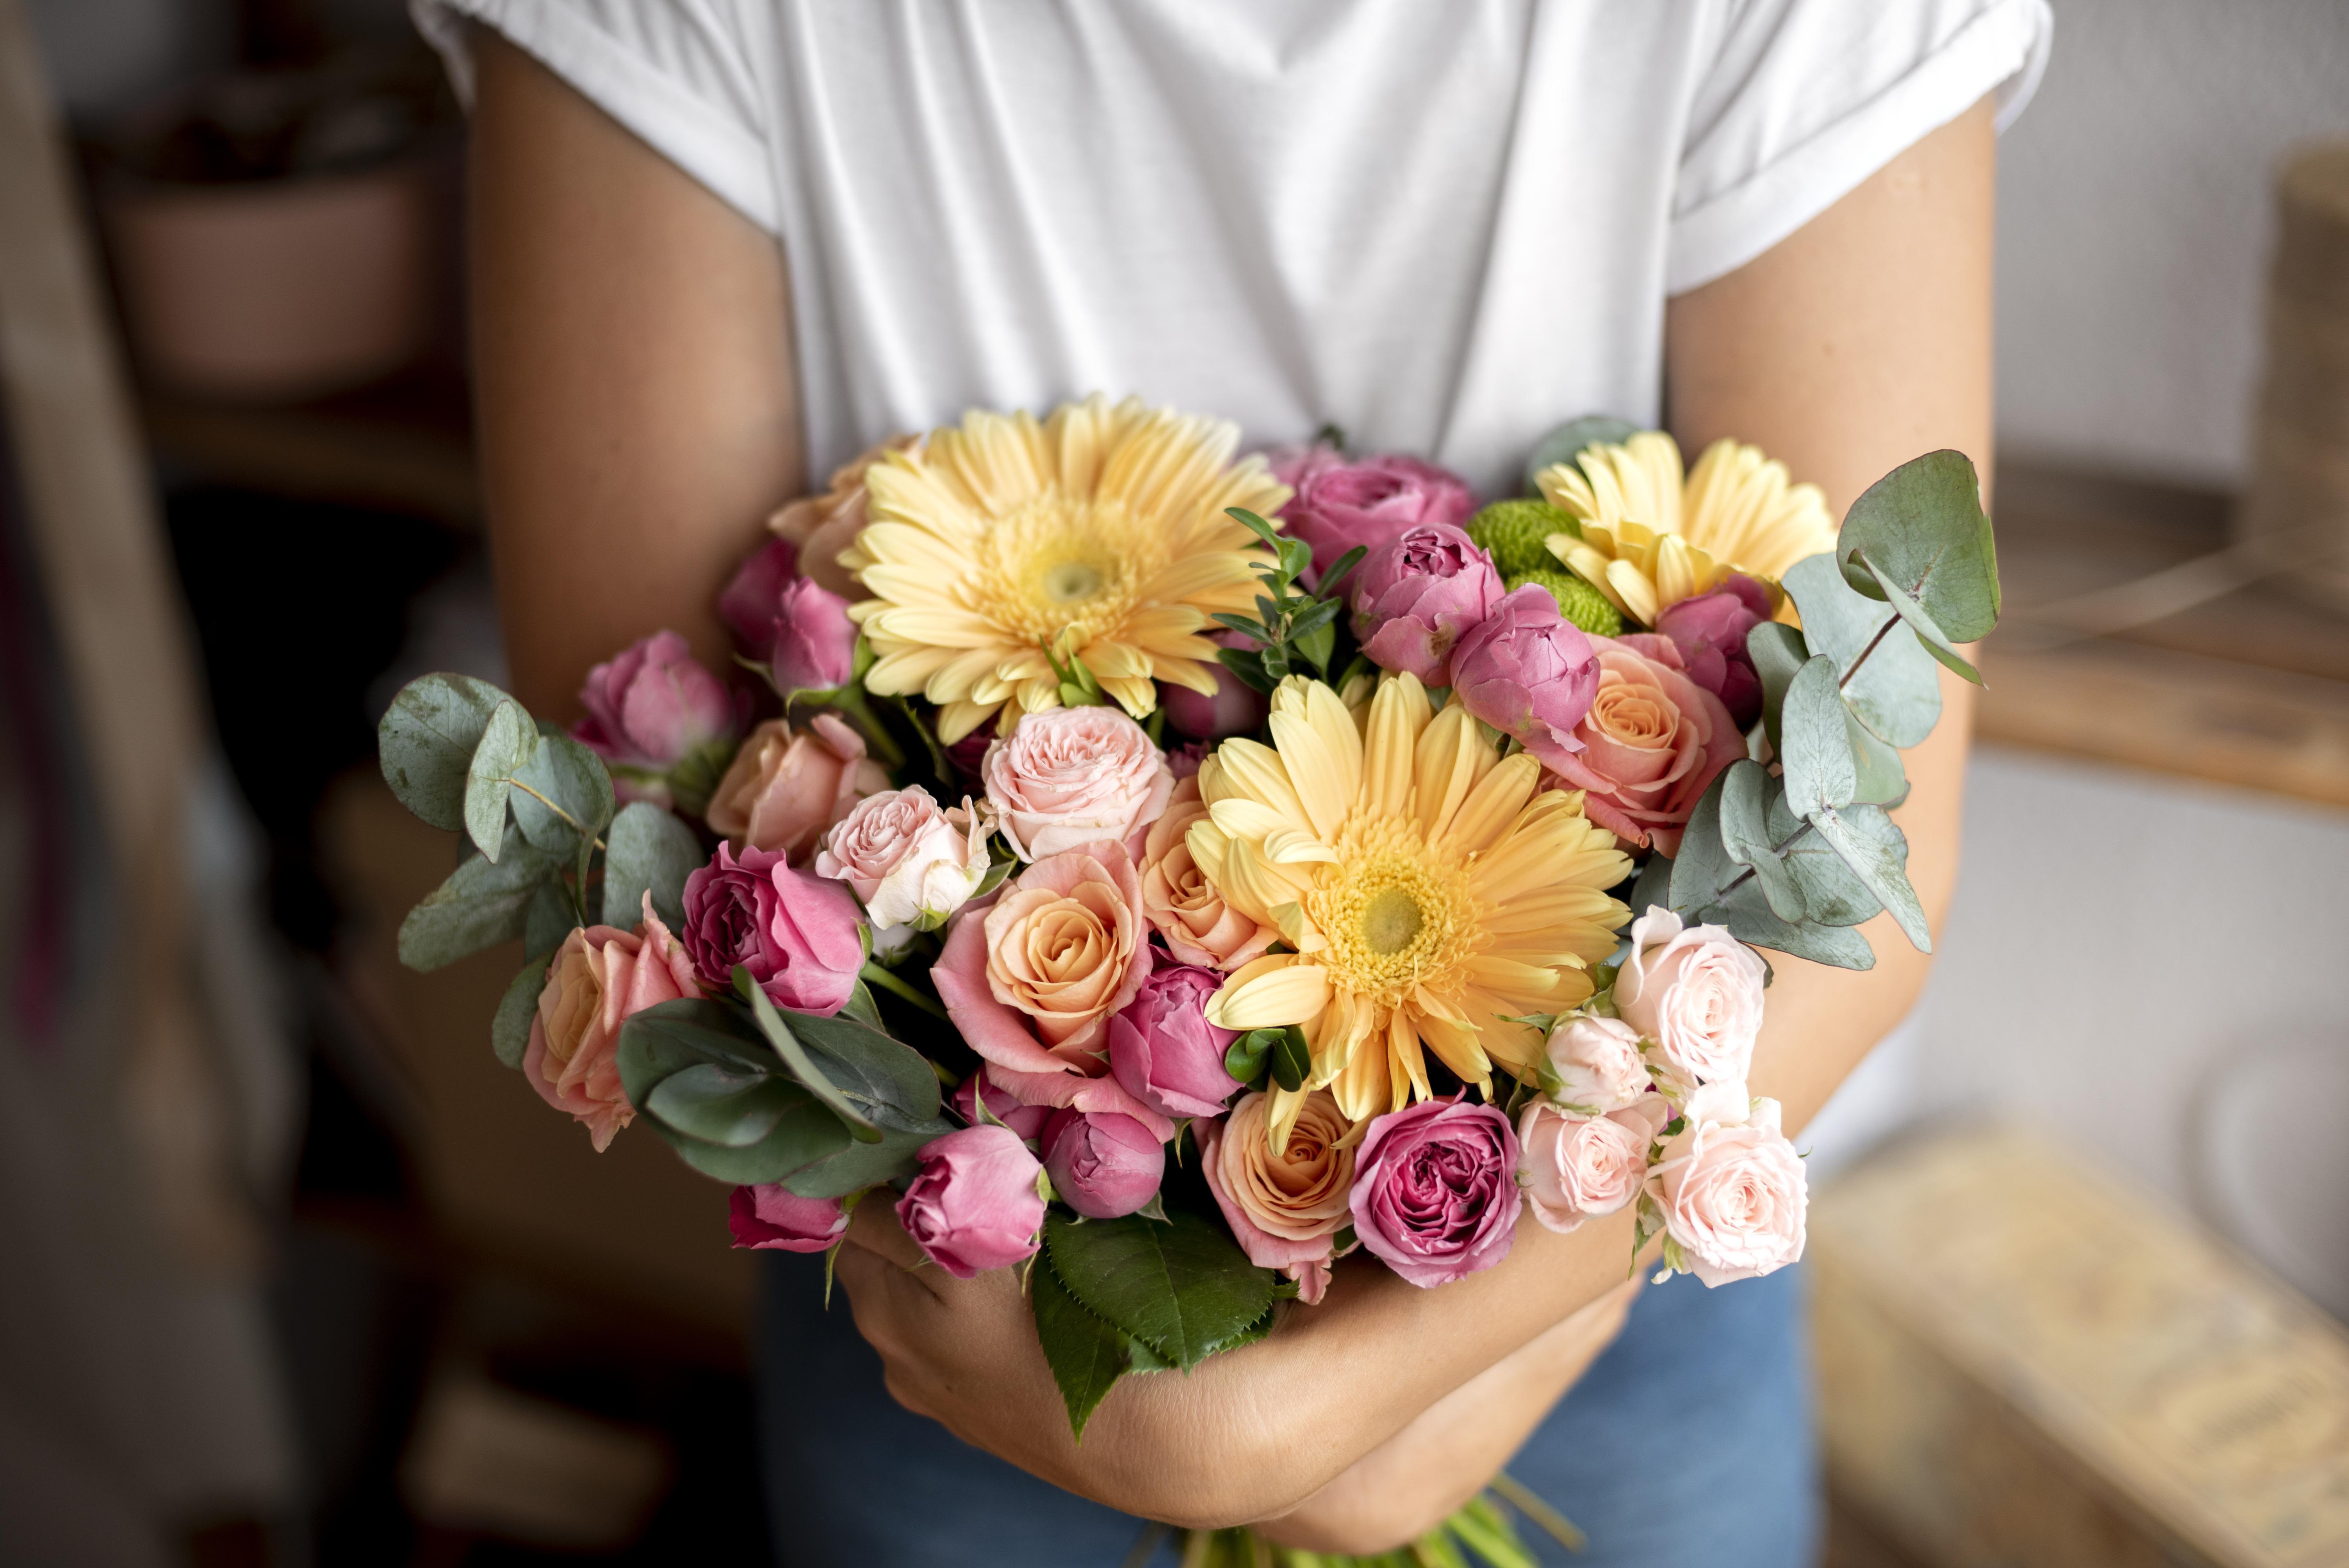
[705,712,890,862]
[1545,632,1743,856]
[1517,1096,1670,1235]
[982,706,1173,862]
[1139,777,1279,970]
[1615,907,1766,1095]
[1541,1014,1654,1115]
[768,435,916,600]
[1646,1082,1806,1287]
[1201,1090,1356,1303]
[524,896,702,1151]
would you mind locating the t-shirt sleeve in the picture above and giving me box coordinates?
[1667,0,2051,295]
[410,0,782,234]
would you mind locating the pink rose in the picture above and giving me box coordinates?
[1161,631,1271,741]
[1108,954,1244,1120]
[982,706,1174,861]
[896,1125,1047,1279]
[1450,586,1601,774]
[1349,1095,1521,1289]
[765,435,917,601]
[770,576,858,695]
[728,1183,848,1253]
[1517,1097,1670,1235]
[679,842,865,1014]
[1270,445,1477,578]
[1654,576,1772,731]
[929,841,1173,1139]
[1350,523,1504,686]
[718,536,800,659]
[1542,1015,1654,1115]
[705,714,890,862]
[814,786,992,931]
[1613,908,1766,1095]
[1647,1083,1806,1287]
[1545,634,1744,855]
[1201,1091,1356,1303]
[572,630,738,775]
[1041,1109,1166,1219]
[524,898,702,1151]
[1137,776,1279,971]
[953,1072,1052,1141]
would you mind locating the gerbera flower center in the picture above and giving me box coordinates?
[1310,826,1476,1007]
[976,490,1152,645]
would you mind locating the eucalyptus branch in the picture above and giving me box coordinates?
[510,779,607,852]
[1836,617,1900,692]
[1711,817,1815,902]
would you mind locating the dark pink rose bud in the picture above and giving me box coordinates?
[1041,1109,1166,1219]
[679,842,865,1014]
[573,630,738,770]
[770,576,858,695]
[1653,576,1771,730]
[728,1184,848,1253]
[718,537,800,659]
[954,1070,1052,1141]
[1349,1095,1521,1288]
[1269,445,1477,578]
[1161,630,1270,741]
[1449,586,1601,774]
[896,1126,1046,1278]
[1109,957,1243,1120]
[1350,523,1505,686]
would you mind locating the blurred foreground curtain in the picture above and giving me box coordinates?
[0,0,299,1561]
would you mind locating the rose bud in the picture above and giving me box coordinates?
[1517,1097,1671,1235]
[1647,1084,1806,1286]
[1040,1108,1166,1220]
[679,842,866,1014]
[952,1070,1053,1142]
[1449,586,1600,774]
[1542,1015,1654,1115]
[1349,523,1504,687]
[1108,956,1244,1119]
[896,1125,1048,1278]
[1161,629,1271,741]
[728,1184,848,1253]
[1613,908,1766,1094]
[1654,575,1772,730]
[1269,444,1477,579]
[1349,1095,1521,1288]
[572,630,738,773]
[770,576,859,695]
[814,786,993,931]
[524,898,702,1151]
[982,706,1174,861]
[1545,633,1744,855]
[717,536,800,659]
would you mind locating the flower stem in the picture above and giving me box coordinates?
[860,961,950,1021]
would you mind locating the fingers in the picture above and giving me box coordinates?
[845,1192,934,1274]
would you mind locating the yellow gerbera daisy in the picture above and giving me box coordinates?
[841,395,1291,743]
[1197,675,1631,1149]
[1535,431,1836,628]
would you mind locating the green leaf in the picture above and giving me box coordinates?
[1319,544,1371,596]
[1216,647,1277,695]
[524,875,579,962]
[1745,622,1808,755]
[1031,1253,1128,1441]
[1836,449,2000,641]
[1779,657,1857,819]
[763,1001,945,1132]
[1226,507,1281,547]
[742,973,885,1142]
[1667,772,1736,916]
[617,998,854,1184]
[1772,794,1898,928]
[463,700,538,861]
[1269,1025,1312,1093]
[397,843,560,971]
[1845,706,1910,809]
[780,1120,947,1198]
[1716,760,1804,923]
[491,956,549,1069]
[1627,844,1674,923]
[839,980,886,1032]
[601,801,704,930]
[1851,550,1984,685]
[1209,613,1271,643]
[1523,414,1640,495]
[1044,1210,1278,1370]
[1782,556,1940,749]
[1706,876,1877,971]
[1224,1029,1276,1085]
[511,730,616,857]
[378,673,510,832]
[1810,805,1932,954]
[646,1062,809,1147]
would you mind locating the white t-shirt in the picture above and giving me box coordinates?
[417,0,2049,494]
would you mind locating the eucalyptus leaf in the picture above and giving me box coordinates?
[1745,622,1808,755]
[1851,551,1984,685]
[1667,772,1736,916]
[397,843,559,971]
[1845,706,1910,809]
[646,1101,859,1185]
[524,875,579,962]
[1836,449,2000,641]
[1627,843,1674,924]
[463,700,538,862]
[1032,1252,1129,1441]
[617,998,855,1184]
[1707,876,1877,971]
[1771,794,1900,928]
[1811,805,1932,953]
[645,1062,807,1148]
[490,956,550,1069]
[743,975,885,1142]
[378,672,510,832]
[1779,656,1858,819]
[601,801,704,930]
[1044,1210,1277,1370]
[512,731,616,856]
[1716,760,1805,923]
[1524,414,1640,495]
[1782,556,1940,749]
[780,1120,948,1198]
[766,1003,945,1131]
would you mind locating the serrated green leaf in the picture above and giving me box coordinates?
[378,673,510,832]
[1810,805,1932,954]
[1031,1253,1127,1441]
[1523,414,1640,495]
[397,843,559,971]
[1836,449,2000,641]
[491,956,549,1069]
[1745,622,1808,755]
[1716,760,1804,922]
[463,700,537,861]
[1852,550,1984,685]
[1044,1210,1277,1370]
[511,731,615,857]
[646,1062,807,1147]
[524,875,579,962]
[1782,556,1940,749]
[601,801,704,930]
[1780,657,1857,819]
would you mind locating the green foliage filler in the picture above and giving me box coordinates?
[1464,497,1576,577]
[1503,567,1622,638]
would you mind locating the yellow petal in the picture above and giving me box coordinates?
[1209,959,1331,1030]
[1437,752,1542,856]
[1413,704,1494,843]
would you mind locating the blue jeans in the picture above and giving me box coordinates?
[757,1254,1818,1566]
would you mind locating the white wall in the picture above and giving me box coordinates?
[1996,0,2349,486]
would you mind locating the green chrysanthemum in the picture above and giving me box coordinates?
[1467,499,1580,579]
[1506,569,1624,638]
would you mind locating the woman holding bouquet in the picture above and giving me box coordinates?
[421,1,2047,1561]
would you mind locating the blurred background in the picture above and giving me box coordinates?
[0,1,2345,1565]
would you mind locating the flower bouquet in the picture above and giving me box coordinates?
[379,395,1998,1564]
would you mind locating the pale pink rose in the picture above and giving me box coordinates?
[1542,1015,1654,1115]
[524,896,702,1151]
[982,706,1174,861]
[896,1125,1047,1279]
[1137,776,1279,970]
[814,786,992,930]
[1517,1097,1670,1235]
[1647,1085,1806,1286]
[1201,1092,1356,1304]
[705,713,891,862]
[728,1184,848,1253]
[1614,907,1766,1095]
[928,842,1173,1140]
[1545,633,1743,856]
[766,435,918,601]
